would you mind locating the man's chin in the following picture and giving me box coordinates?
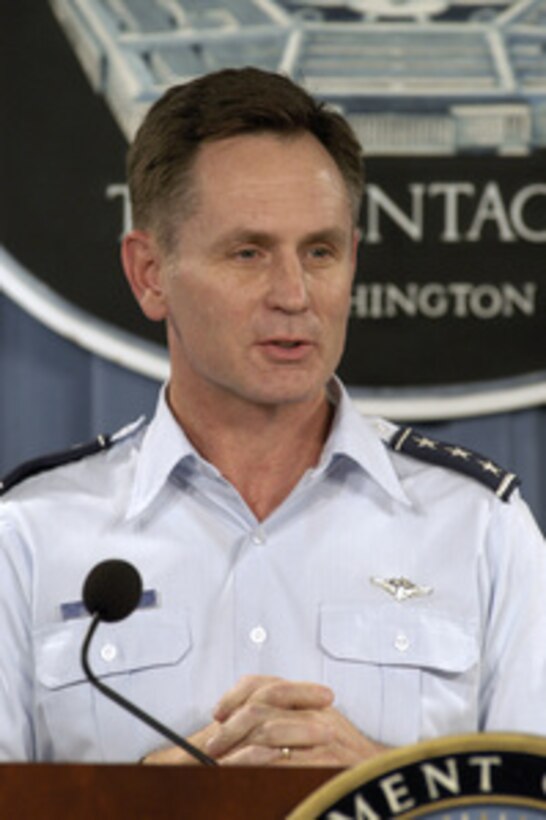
[242,382,328,410]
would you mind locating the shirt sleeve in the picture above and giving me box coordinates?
[478,492,546,734]
[0,514,36,760]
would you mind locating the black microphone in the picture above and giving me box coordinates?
[81,559,217,766]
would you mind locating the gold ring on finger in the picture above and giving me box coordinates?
[280,746,292,760]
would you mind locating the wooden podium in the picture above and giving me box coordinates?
[0,764,339,819]
[2,734,545,818]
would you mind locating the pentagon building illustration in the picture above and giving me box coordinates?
[50,0,546,154]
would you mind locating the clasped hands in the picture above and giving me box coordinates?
[142,674,385,767]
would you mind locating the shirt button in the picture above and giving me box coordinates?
[100,643,118,662]
[251,530,266,545]
[249,626,268,645]
[394,633,410,652]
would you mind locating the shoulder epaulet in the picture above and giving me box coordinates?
[0,435,112,496]
[389,426,521,502]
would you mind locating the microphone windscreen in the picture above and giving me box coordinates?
[83,559,143,622]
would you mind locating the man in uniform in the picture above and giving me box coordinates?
[0,68,544,765]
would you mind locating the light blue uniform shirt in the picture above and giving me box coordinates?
[0,383,545,761]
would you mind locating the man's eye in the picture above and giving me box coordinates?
[234,247,259,260]
[309,246,333,260]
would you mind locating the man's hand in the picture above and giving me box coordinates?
[204,675,387,767]
[141,721,220,765]
[142,675,387,767]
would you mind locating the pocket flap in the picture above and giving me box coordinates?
[35,607,192,690]
[320,604,478,673]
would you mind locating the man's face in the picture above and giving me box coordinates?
[157,132,358,410]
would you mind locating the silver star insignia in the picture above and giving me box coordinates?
[371,576,433,602]
[479,460,501,476]
[415,436,437,450]
[445,446,472,460]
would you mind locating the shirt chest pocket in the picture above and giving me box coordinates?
[319,603,480,747]
[34,608,192,761]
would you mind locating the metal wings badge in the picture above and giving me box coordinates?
[371,576,433,602]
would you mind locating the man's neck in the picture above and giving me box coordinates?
[167,383,334,521]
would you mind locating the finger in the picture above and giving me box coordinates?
[141,745,198,765]
[248,680,334,711]
[207,701,270,756]
[215,678,334,722]
[220,743,280,767]
[213,675,281,721]
[141,746,179,765]
[221,744,334,768]
[242,714,335,750]
[141,721,220,766]
[207,707,334,758]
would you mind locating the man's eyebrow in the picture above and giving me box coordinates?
[210,230,275,251]
[212,227,350,251]
[302,228,349,246]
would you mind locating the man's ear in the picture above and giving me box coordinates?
[121,230,168,321]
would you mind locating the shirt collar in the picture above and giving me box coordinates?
[125,386,205,520]
[317,378,412,507]
[126,379,411,519]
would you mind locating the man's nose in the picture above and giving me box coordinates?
[265,251,310,313]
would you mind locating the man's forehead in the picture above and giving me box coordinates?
[190,132,351,210]
[194,131,345,181]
